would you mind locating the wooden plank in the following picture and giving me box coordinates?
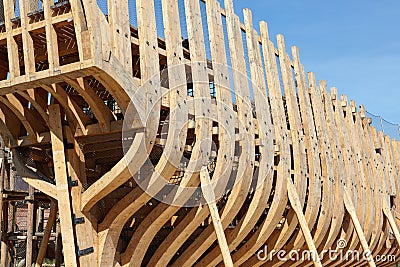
[200,166,234,267]
[48,104,77,267]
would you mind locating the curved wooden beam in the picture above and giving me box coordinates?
[61,77,115,132]
[97,0,190,264]
[0,95,38,142]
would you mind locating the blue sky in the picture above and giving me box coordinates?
[228,0,399,125]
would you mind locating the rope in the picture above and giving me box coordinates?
[366,111,399,140]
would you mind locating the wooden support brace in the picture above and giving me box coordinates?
[343,188,376,267]
[22,178,58,199]
[383,205,400,249]
[200,166,234,267]
[35,201,58,267]
[286,178,322,267]
[48,104,78,267]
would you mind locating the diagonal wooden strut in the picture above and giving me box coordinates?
[343,188,376,267]
[286,178,322,267]
[200,166,234,267]
[383,205,400,249]
[35,201,58,267]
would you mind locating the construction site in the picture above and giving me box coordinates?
[0,0,399,266]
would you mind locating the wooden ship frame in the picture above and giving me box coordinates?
[0,0,399,266]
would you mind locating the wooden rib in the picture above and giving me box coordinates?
[263,35,313,266]
[0,104,20,146]
[304,72,335,250]
[122,0,214,264]
[319,89,358,265]
[0,95,38,142]
[264,40,323,267]
[348,101,376,246]
[97,0,189,264]
[147,1,236,265]
[17,89,49,124]
[61,76,115,132]
[171,0,256,265]
[359,109,385,256]
[369,128,390,259]
[41,83,90,134]
[328,94,369,267]
[287,37,322,252]
[81,0,163,213]
[194,8,275,267]
[49,104,78,267]
[318,82,346,250]
[228,22,290,267]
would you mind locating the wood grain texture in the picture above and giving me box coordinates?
[0,1,398,266]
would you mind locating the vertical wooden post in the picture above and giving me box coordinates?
[55,220,63,267]
[4,0,20,79]
[43,0,60,72]
[0,147,8,267]
[200,167,234,267]
[48,104,78,267]
[25,185,35,267]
